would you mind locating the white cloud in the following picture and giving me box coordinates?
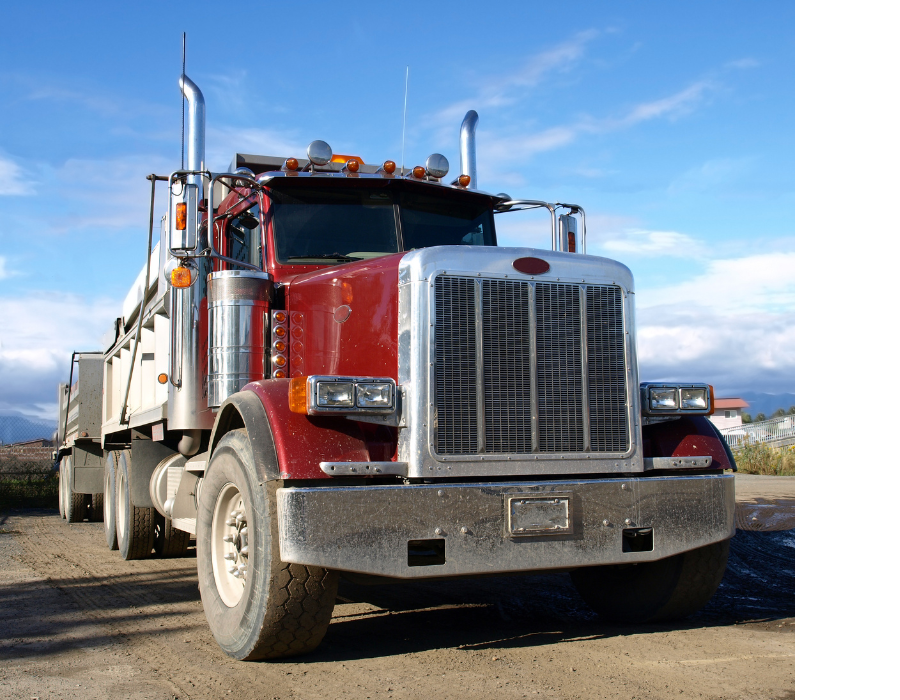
[636,307,795,394]
[207,125,310,171]
[601,229,704,257]
[0,293,119,417]
[0,155,36,196]
[668,157,756,195]
[608,81,714,129]
[633,252,795,394]
[637,252,795,314]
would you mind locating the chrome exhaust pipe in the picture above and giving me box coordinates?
[460,110,479,190]
[179,74,206,185]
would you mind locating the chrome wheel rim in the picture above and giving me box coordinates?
[211,483,249,608]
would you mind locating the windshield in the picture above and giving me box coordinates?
[269,184,496,264]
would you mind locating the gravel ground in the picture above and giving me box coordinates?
[0,475,794,699]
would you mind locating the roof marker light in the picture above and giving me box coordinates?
[282,158,300,172]
[412,166,426,179]
[382,160,396,174]
[345,159,360,173]
[457,174,471,188]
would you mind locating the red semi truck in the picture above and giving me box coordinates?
[56,73,736,660]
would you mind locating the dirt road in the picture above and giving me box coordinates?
[0,475,794,700]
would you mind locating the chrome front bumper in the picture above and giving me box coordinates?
[276,473,735,579]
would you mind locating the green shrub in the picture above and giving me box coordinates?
[733,441,795,476]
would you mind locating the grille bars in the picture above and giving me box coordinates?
[433,275,628,456]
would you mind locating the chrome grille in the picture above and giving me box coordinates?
[536,283,584,452]
[483,280,532,453]
[432,275,629,456]
[433,277,479,454]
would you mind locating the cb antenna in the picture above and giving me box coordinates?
[181,32,186,170]
[401,66,409,174]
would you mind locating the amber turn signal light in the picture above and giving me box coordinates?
[175,202,187,230]
[457,174,471,188]
[382,160,396,174]
[288,377,308,414]
[170,266,193,288]
[157,373,168,384]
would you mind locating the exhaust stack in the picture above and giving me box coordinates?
[168,74,214,439]
[460,110,479,190]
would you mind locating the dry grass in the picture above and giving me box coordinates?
[733,441,795,476]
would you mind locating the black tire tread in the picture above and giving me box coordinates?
[154,512,191,557]
[122,504,154,560]
[104,451,119,551]
[65,459,88,524]
[652,539,730,622]
[248,562,339,660]
[89,493,104,522]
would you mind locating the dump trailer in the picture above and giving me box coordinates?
[56,72,736,660]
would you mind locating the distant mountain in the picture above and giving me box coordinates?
[0,414,56,444]
[734,392,796,418]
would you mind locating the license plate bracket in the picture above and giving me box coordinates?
[506,494,573,537]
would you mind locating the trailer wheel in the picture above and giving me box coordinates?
[58,456,67,519]
[197,429,338,660]
[115,450,154,560]
[570,539,731,624]
[154,511,191,557]
[104,452,119,550]
[63,455,88,524]
[89,493,104,522]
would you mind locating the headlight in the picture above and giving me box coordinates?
[680,387,708,410]
[293,376,397,415]
[649,387,677,410]
[641,383,712,416]
[357,382,394,408]
[316,381,354,407]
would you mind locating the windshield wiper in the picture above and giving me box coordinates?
[284,253,362,263]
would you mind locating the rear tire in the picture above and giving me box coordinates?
[570,539,731,624]
[64,455,88,524]
[197,429,338,660]
[58,456,67,519]
[104,452,119,550]
[154,511,191,557]
[89,493,104,522]
[115,450,154,560]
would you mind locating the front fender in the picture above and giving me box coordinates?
[211,380,376,481]
[641,416,736,471]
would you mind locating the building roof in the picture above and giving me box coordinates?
[715,398,749,410]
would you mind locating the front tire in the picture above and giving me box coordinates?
[570,539,731,624]
[115,450,154,560]
[197,429,338,660]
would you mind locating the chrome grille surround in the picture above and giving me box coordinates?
[398,246,643,478]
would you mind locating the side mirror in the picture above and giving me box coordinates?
[558,214,578,253]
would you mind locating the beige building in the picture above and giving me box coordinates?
[709,398,749,431]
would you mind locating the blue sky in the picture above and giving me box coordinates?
[0,1,794,419]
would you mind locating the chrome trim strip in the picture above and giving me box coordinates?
[320,462,409,476]
[527,282,539,452]
[644,456,713,470]
[474,278,486,453]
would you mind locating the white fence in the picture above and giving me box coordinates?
[721,415,795,448]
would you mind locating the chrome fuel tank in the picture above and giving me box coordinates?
[208,270,273,408]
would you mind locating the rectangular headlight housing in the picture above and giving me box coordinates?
[640,383,712,416]
[305,376,397,415]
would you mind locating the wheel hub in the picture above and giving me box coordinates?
[223,510,250,579]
